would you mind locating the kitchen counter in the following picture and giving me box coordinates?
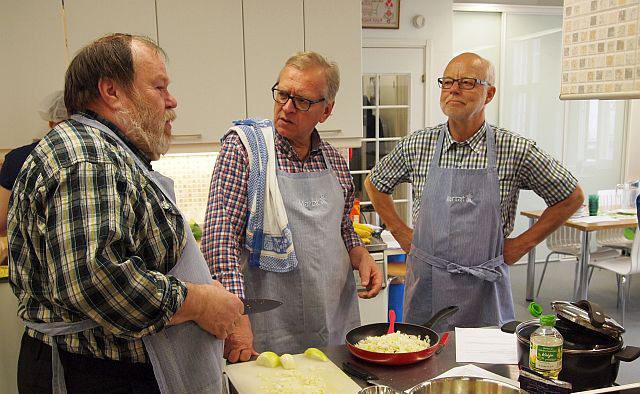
[226,332,520,393]
[321,332,519,392]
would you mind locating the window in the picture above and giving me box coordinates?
[350,73,412,225]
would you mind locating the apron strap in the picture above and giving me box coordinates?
[410,246,504,282]
[23,319,101,394]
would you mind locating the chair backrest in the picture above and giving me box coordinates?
[596,228,632,246]
[546,226,582,250]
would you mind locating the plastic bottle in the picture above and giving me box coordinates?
[529,314,564,379]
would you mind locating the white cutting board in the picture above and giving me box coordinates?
[225,354,361,394]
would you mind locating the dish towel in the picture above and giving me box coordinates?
[224,118,298,272]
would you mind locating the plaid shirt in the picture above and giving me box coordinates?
[8,111,188,363]
[370,123,579,236]
[201,129,361,297]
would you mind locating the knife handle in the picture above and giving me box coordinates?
[342,361,379,381]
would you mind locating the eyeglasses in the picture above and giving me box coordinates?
[437,77,491,90]
[271,83,326,112]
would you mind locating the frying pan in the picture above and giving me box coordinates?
[345,306,458,365]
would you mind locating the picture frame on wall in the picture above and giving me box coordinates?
[362,0,400,29]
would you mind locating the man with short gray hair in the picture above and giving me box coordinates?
[201,51,383,360]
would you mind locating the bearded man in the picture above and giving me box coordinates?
[8,33,243,394]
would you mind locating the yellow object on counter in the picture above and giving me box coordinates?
[0,265,8,279]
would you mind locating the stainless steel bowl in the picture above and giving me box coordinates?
[357,385,398,394]
[407,377,524,394]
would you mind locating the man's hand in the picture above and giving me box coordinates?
[224,315,258,363]
[349,246,383,299]
[503,237,530,265]
[391,226,414,254]
[170,281,244,340]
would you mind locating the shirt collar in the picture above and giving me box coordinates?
[79,110,153,170]
[443,122,487,155]
[274,128,322,160]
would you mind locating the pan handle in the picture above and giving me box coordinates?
[615,346,640,363]
[342,361,379,381]
[501,320,521,334]
[422,306,459,329]
[574,300,606,327]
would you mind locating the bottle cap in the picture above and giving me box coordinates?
[540,314,556,326]
[528,302,543,317]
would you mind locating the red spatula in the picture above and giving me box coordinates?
[387,309,396,334]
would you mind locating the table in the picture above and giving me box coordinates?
[521,210,637,301]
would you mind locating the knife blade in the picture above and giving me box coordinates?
[240,298,282,315]
[341,361,386,387]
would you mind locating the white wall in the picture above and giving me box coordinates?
[362,0,453,127]
[626,101,640,181]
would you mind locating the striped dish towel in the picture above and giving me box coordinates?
[223,118,298,272]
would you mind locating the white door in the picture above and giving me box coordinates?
[357,45,428,226]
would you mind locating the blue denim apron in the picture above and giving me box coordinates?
[23,114,225,393]
[242,148,361,354]
[403,123,515,332]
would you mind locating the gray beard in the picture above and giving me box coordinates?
[116,107,171,161]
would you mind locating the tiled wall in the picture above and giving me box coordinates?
[153,153,217,225]
[153,147,350,226]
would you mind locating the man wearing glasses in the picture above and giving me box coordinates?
[365,52,583,330]
[201,51,382,360]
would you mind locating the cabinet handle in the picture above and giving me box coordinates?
[317,129,342,134]
[171,133,202,139]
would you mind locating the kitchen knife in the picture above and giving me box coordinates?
[240,298,282,315]
[342,361,386,387]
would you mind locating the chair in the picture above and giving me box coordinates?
[536,226,620,298]
[596,229,633,254]
[588,233,640,325]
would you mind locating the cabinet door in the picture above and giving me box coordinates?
[156,0,246,145]
[243,0,304,120]
[305,0,362,145]
[0,1,67,149]
[63,0,157,55]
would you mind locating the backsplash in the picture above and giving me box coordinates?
[153,147,350,226]
[153,153,218,225]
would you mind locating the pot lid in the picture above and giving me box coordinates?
[552,300,624,338]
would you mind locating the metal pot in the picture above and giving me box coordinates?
[501,300,640,391]
[406,377,524,394]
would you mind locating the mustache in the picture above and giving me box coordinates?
[164,110,177,122]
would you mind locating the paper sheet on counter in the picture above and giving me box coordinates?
[434,364,520,388]
[455,327,518,364]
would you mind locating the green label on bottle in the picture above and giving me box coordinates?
[537,345,561,362]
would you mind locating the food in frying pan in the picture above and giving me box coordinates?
[354,331,431,353]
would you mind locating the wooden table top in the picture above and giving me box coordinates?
[521,210,637,232]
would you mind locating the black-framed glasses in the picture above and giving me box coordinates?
[271,83,326,112]
[437,77,491,90]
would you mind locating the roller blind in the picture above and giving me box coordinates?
[561,0,640,100]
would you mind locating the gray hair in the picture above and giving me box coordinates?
[283,51,340,101]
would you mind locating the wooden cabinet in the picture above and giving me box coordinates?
[63,0,157,55]
[156,0,246,145]
[243,0,304,121]
[1,1,362,152]
[242,0,362,146]
[0,1,68,149]
[305,0,362,144]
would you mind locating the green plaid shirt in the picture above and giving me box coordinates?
[8,111,187,363]
[370,123,578,236]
